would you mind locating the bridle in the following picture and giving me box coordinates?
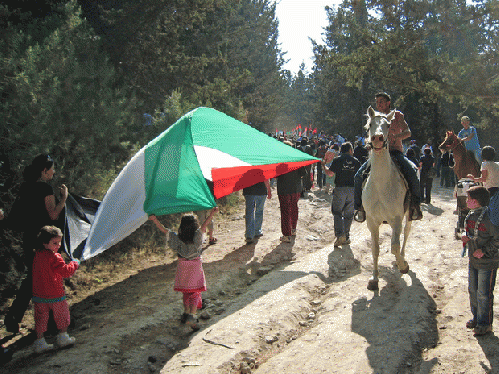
[439,133,461,151]
[366,115,390,151]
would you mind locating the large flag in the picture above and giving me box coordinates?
[80,107,319,260]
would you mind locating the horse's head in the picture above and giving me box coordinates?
[439,131,460,150]
[364,106,395,153]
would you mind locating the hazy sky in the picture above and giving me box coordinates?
[275,0,340,74]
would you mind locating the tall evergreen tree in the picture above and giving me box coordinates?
[1,1,133,196]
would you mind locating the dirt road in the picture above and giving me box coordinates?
[3,183,499,373]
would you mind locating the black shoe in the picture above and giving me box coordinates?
[410,205,423,221]
[354,209,366,223]
[180,313,189,324]
[185,315,200,331]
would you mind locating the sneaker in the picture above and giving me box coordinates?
[410,205,423,221]
[354,209,366,223]
[180,312,189,324]
[245,237,254,244]
[255,232,264,237]
[291,229,297,236]
[56,332,75,348]
[185,315,200,331]
[280,236,292,243]
[334,236,346,247]
[343,238,351,245]
[33,338,54,354]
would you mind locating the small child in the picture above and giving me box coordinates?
[468,145,499,197]
[32,226,79,353]
[461,186,499,336]
[149,207,218,331]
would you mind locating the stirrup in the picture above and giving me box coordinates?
[409,205,423,221]
[354,209,366,223]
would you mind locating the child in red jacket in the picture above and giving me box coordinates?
[32,226,79,353]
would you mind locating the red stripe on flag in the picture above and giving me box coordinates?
[211,160,319,199]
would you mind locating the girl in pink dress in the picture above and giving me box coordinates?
[149,207,218,330]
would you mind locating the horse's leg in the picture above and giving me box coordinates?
[401,218,412,259]
[398,218,411,274]
[390,219,409,274]
[367,224,380,290]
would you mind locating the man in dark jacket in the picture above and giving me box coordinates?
[325,142,360,247]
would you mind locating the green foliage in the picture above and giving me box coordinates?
[2,1,136,199]
[311,0,499,145]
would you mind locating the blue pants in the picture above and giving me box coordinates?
[331,187,355,239]
[468,262,497,327]
[244,195,266,239]
[354,150,421,210]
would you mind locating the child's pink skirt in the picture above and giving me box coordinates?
[174,257,206,293]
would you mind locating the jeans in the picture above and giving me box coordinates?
[354,150,421,210]
[245,195,267,239]
[468,262,497,326]
[332,187,355,239]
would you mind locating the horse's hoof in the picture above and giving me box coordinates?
[367,279,379,291]
[400,263,409,274]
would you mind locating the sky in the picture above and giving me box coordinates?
[275,0,341,75]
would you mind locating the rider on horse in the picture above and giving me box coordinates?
[353,92,423,222]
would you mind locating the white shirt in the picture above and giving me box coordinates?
[481,160,499,189]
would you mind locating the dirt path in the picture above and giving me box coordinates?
[3,183,499,373]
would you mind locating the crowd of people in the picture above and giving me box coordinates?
[2,94,499,359]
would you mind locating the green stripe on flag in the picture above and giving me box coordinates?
[143,112,216,215]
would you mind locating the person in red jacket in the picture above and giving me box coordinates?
[32,226,79,354]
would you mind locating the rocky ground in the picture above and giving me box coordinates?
[2,181,499,373]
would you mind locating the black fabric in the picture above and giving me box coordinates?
[243,181,267,196]
[62,194,100,260]
[8,182,54,235]
[420,154,435,176]
[328,154,361,187]
[277,167,306,195]
[441,152,454,167]
[409,144,421,161]
[353,145,368,165]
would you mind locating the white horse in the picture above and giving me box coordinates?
[362,106,411,291]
